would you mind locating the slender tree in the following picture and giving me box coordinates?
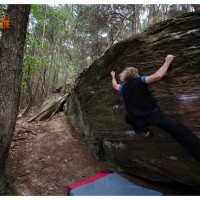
[0,4,30,194]
[148,4,155,26]
[192,4,200,11]
[186,4,192,12]
[132,5,139,35]
[162,4,168,20]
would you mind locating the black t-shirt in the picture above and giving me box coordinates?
[120,77,157,119]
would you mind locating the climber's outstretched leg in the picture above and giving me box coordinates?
[147,110,200,162]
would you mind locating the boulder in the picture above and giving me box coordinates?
[64,13,200,189]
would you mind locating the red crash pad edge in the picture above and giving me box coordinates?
[67,171,111,190]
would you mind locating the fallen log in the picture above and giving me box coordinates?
[28,93,69,123]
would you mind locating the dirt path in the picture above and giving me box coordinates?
[6,112,112,195]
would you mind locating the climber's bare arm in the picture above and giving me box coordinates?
[145,54,174,84]
[111,71,120,92]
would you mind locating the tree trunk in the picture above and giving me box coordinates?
[148,4,155,26]
[20,75,40,117]
[181,5,186,13]
[106,14,126,49]
[42,5,48,48]
[90,6,101,61]
[131,5,139,35]
[106,15,114,49]
[192,4,200,11]
[91,28,100,61]
[186,4,191,12]
[133,15,139,34]
[0,5,30,195]
[61,71,68,93]
[20,67,33,116]
[51,51,59,92]
[40,5,48,99]
[161,4,168,21]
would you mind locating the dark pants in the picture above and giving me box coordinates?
[125,110,200,162]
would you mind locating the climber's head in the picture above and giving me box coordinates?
[119,67,140,83]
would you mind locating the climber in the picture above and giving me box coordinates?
[111,55,200,162]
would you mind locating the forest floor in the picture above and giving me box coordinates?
[5,110,200,196]
[6,111,113,195]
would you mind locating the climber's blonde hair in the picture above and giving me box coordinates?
[119,67,140,83]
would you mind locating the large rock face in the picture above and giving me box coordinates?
[64,13,200,189]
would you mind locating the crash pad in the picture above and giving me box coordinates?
[67,171,163,196]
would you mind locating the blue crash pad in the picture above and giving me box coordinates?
[67,171,162,196]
